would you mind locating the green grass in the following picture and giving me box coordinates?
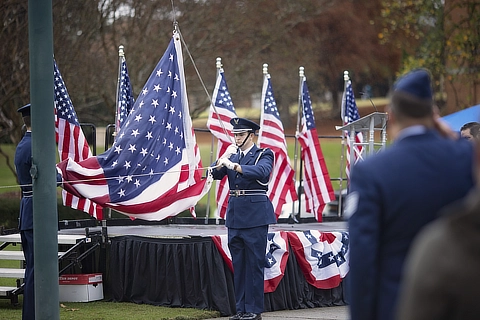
[0,299,220,319]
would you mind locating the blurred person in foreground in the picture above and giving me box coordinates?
[211,117,276,320]
[346,69,475,320]
[460,121,480,141]
[396,135,480,319]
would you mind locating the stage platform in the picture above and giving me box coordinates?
[56,221,349,316]
[58,221,348,238]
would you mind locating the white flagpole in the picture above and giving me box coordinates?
[338,70,349,217]
[205,57,223,223]
[114,45,125,135]
[290,66,304,223]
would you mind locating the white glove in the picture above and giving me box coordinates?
[220,144,238,159]
[218,158,237,170]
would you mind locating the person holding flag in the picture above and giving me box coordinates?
[211,117,276,320]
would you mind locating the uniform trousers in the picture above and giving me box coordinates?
[228,225,268,314]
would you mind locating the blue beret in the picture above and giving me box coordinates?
[17,103,31,117]
[394,69,433,100]
[230,117,260,133]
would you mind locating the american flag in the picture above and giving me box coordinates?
[341,80,363,178]
[116,56,135,133]
[212,231,289,293]
[57,34,211,220]
[54,59,102,218]
[258,74,298,218]
[206,69,237,219]
[297,77,335,221]
[287,230,349,289]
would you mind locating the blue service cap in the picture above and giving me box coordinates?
[230,117,260,133]
[17,103,31,117]
[394,69,433,100]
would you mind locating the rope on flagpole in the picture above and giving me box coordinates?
[175,25,232,142]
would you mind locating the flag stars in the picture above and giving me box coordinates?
[135,114,142,122]
[142,87,148,95]
[163,157,169,165]
[168,142,174,151]
[131,129,140,137]
[118,189,125,197]
[156,154,161,162]
[175,147,181,155]
[128,144,136,153]
[126,175,133,183]
[116,176,124,183]
[156,68,163,77]
[174,74,179,81]
[168,71,172,78]
[169,54,173,61]
[140,148,148,156]
[152,99,159,108]
[169,106,175,114]
[166,122,172,130]
[145,131,153,140]
[114,145,123,154]
[153,84,161,92]
[124,161,131,169]
[134,180,141,188]
[148,115,156,124]
[111,160,118,167]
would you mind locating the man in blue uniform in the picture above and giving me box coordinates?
[347,69,475,320]
[14,103,35,320]
[212,118,276,320]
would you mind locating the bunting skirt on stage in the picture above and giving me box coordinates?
[107,230,348,316]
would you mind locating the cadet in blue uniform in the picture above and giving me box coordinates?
[14,103,35,320]
[212,118,276,320]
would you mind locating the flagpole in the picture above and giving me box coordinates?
[114,45,125,135]
[338,70,349,218]
[205,57,223,224]
[290,66,304,223]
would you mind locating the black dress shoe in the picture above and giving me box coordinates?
[241,313,262,320]
[229,312,244,320]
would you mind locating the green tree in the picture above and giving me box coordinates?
[380,0,480,110]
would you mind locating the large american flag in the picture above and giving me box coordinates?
[116,56,135,134]
[258,74,298,218]
[341,80,363,178]
[57,34,211,220]
[206,69,237,219]
[54,60,102,218]
[297,77,335,221]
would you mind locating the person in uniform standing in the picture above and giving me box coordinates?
[347,69,475,320]
[211,118,276,320]
[14,103,35,320]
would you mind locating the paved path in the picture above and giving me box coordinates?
[206,306,350,320]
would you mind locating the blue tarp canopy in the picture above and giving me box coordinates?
[442,104,480,132]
